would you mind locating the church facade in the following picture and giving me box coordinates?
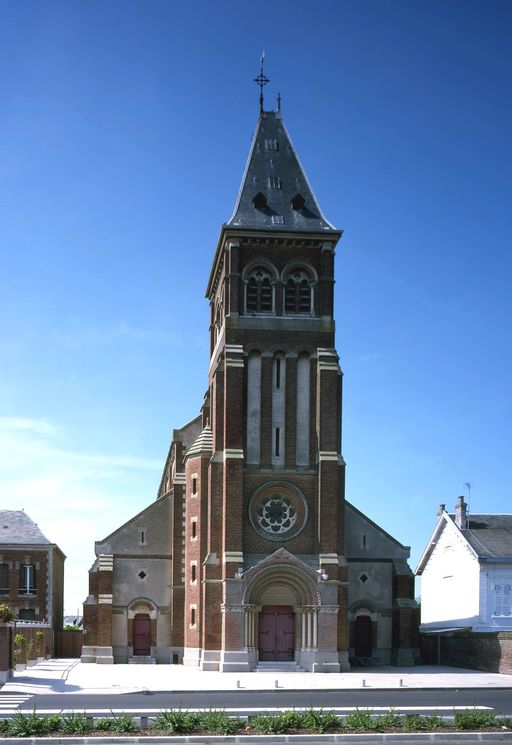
[82,100,419,671]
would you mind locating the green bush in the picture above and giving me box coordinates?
[60,712,93,734]
[199,710,244,735]
[154,710,200,733]
[454,710,495,730]
[250,713,288,734]
[0,602,15,622]
[302,708,341,732]
[345,709,376,730]
[374,709,402,729]
[6,710,58,737]
[95,714,137,732]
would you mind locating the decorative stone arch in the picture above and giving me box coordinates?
[242,551,323,660]
[243,562,320,608]
[127,598,158,654]
[349,602,379,658]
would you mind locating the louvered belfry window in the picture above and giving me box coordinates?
[246,268,273,313]
[284,270,312,314]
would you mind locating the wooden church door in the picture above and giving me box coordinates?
[133,614,151,655]
[258,605,295,661]
[354,615,373,656]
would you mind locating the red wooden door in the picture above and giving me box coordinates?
[258,605,295,661]
[354,615,373,657]
[133,614,151,655]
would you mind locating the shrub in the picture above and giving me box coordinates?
[199,710,244,735]
[345,709,376,730]
[302,708,341,732]
[154,710,200,733]
[95,714,137,733]
[6,710,58,737]
[454,710,495,730]
[60,712,93,734]
[375,709,402,729]
[35,630,45,656]
[0,603,14,622]
[250,713,288,734]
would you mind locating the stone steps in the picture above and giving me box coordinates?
[256,661,304,672]
[128,655,156,664]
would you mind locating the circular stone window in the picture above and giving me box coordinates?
[249,482,308,541]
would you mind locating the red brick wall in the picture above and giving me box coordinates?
[433,631,512,674]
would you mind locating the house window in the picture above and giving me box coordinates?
[19,564,36,596]
[494,584,512,617]
[284,269,312,314]
[18,608,36,621]
[245,268,274,313]
[0,563,8,595]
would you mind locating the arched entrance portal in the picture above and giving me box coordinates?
[258,605,295,661]
[133,613,151,656]
[354,615,373,657]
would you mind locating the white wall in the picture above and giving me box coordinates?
[421,518,480,627]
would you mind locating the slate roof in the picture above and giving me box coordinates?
[449,514,512,558]
[0,510,52,545]
[228,110,337,233]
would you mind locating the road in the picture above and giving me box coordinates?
[0,687,511,717]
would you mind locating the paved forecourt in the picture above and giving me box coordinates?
[2,659,512,696]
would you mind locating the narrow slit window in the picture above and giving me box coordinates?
[139,529,146,545]
[275,358,281,389]
[190,607,196,626]
[192,477,197,494]
[275,428,280,457]
[191,520,197,539]
[191,563,197,582]
[362,534,367,549]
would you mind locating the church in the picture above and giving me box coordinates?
[81,83,419,671]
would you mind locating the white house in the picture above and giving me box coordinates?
[416,497,512,632]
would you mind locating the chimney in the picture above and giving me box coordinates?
[454,496,468,529]
[437,503,446,516]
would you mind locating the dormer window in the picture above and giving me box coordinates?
[252,192,267,209]
[267,176,281,190]
[245,267,274,313]
[291,193,305,211]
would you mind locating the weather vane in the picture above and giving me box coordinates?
[254,51,270,113]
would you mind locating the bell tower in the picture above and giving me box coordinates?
[182,69,348,671]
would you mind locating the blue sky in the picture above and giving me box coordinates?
[1,0,510,615]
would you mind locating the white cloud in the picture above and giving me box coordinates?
[0,416,59,436]
[0,415,161,616]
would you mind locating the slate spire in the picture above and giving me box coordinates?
[228,104,337,233]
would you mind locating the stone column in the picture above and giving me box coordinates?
[96,554,114,664]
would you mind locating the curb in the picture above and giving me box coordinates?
[1,735,512,744]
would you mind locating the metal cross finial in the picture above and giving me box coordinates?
[254,50,270,113]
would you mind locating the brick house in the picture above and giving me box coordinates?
[416,497,512,672]
[0,510,65,632]
[82,99,419,670]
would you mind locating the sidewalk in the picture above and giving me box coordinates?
[3,659,512,696]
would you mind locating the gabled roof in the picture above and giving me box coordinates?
[228,110,337,233]
[0,510,53,545]
[450,514,512,558]
[416,510,512,575]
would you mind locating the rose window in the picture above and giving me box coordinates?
[256,495,297,534]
